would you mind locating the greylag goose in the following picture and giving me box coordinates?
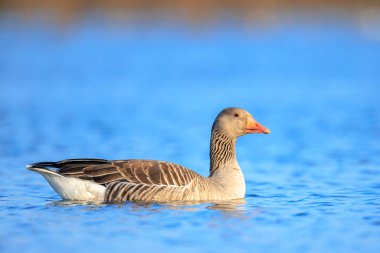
[27,107,270,202]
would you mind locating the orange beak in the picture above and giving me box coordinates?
[245,118,270,134]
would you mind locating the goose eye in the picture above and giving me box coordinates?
[234,113,240,118]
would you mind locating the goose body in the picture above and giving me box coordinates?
[28,107,269,202]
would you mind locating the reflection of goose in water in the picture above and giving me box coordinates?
[206,199,247,211]
[28,107,269,203]
[146,199,248,212]
[50,199,253,223]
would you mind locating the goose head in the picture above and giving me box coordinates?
[212,107,270,138]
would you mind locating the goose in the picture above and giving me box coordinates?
[27,107,270,202]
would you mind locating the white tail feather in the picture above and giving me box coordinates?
[27,166,105,201]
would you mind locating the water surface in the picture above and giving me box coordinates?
[0,14,380,253]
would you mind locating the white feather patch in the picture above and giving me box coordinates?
[28,167,105,201]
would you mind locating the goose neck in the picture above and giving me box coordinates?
[209,129,237,176]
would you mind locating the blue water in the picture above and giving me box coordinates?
[0,14,380,253]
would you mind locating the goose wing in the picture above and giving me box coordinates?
[85,159,200,186]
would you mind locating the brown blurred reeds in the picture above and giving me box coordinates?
[1,0,380,24]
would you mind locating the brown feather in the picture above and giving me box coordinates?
[91,173,124,184]
[83,164,118,177]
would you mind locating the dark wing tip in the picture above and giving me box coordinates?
[26,162,57,169]
[27,159,110,169]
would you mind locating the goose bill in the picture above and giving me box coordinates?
[245,118,270,134]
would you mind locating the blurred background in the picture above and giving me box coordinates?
[0,1,380,253]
